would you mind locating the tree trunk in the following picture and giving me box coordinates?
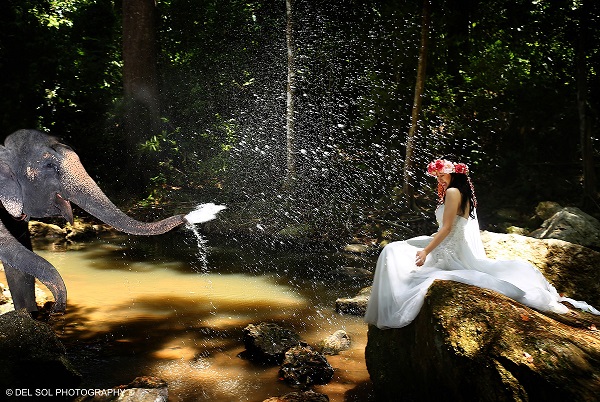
[576,0,597,208]
[403,0,431,209]
[122,0,160,193]
[285,0,296,186]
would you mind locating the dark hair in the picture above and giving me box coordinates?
[447,173,476,218]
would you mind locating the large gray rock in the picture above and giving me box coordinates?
[0,309,81,395]
[365,280,600,402]
[530,206,600,249]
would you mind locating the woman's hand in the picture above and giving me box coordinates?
[416,250,428,267]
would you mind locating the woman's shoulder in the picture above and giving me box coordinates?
[445,187,461,199]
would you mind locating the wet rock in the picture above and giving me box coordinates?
[65,220,114,242]
[0,282,10,306]
[29,220,67,239]
[29,219,115,247]
[0,281,56,315]
[277,224,316,239]
[318,330,351,355]
[0,309,81,394]
[338,266,373,278]
[326,266,373,286]
[534,201,563,220]
[365,280,600,402]
[263,390,330,402]
[242,322,301,364]
[505,226,528,235]
[75,376,168,402]
[279,344,334,388]
[335,286,370,316]
[343,244,370,254]
[530,206,600,249]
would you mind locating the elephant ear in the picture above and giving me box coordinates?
[0,156,23,218]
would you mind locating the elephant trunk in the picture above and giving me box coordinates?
[59,148,186,235]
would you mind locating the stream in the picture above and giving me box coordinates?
[28,228,376,401]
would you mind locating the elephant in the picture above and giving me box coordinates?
[0,129,187,314]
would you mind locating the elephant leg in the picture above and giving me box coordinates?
[3,263,37,311]
[0,231,66,312]
[0,208,38,312]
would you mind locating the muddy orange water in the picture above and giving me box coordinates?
[4,230,376,401]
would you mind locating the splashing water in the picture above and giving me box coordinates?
[184,203,227,271]
[185,203,227,224]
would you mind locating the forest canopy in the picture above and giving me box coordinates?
[1,0,598,241]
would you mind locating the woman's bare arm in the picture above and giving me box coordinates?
[415,188,461,266]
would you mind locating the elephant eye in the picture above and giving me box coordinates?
[44,162,59,173]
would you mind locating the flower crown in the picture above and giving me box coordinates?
[426,159,469,176]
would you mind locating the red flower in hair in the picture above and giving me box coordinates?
[426,159,470,176]
[454,163,469,175]
[426,161,437,176]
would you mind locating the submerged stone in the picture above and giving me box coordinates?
[242,322,301,364]
[263,390,330,402]
[279,344,334,388]
[335,286,371,316]
[343,244,370,253]
[318,330,351,355]
[75,376,168,402]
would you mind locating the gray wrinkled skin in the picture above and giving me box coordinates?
[0,129,186,313]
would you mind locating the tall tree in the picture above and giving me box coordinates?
[404,0,431,209]
[122,0,160,193]
[575,0,597,207]
[0,0,62,133]
[285,0,297,185]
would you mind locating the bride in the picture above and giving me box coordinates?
[364,158,600,329]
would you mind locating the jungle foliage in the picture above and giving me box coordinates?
[0,0,598,241]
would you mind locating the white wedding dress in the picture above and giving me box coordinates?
[364,205,600,329]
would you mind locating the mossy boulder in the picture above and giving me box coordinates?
[0,309,81,394]
[365,280,600,401]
